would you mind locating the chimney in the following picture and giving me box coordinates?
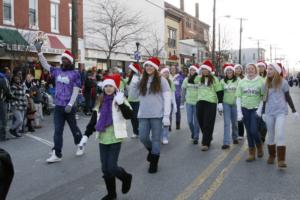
[195,3,199,19]
[180,0,184,11]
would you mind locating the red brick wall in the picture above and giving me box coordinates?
[0,0,83,38]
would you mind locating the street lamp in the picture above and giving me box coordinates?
[135,42,140,64]
[237,18,247,65]
[217,15,231,72]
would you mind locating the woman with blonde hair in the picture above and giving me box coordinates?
[262,63,299,168]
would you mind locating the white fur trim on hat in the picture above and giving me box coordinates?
[102,79,117,89]
[234,64,243,70]
[200,64,212,72]
[61,53,74,63]
[160,68,170,74]
[269,63,282,74]
[189,65,199,72]
[224,66,235,74]
[256,62,266,68]
[129,63,138,74]
[143,60,159,70]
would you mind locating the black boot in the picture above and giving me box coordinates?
[116,168,132,194]
[9,129,21,138]
[147,148,152,162]
[148,154,160,174]
[102,176,117,200]
[27,119,35,132]
[176,122,180,130]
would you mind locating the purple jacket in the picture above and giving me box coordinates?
[172,73,185,98]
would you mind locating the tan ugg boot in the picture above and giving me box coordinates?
[256,144,264,158]
[267,145,276,164]
[277,146,287,168]
[246,147,256,162]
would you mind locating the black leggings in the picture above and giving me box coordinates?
[0,148,14,200]
[196,101,217,146]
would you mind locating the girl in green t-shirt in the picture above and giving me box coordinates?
[220,64,239,150]
[195,60,223,151]
[236,63,264,162]
[181,64,200,144]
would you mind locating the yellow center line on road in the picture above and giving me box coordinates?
[200,143,248,200]
[175,146,236,200]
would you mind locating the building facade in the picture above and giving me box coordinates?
[0,0,84,69]
[231,48,266,66]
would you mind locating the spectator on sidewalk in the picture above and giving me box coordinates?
[0,148,14,200]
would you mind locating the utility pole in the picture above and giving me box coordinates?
[218,23,221,72]
[270,45,272,62]
[212,0,216,66]
[257,40,260,60]
[238,18,242,65]
[71,0,78,64]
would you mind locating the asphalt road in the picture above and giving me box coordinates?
[1,88,300,200]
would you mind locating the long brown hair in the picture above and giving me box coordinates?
[265,71,282,91]
[200,74,215,86]
[139,70,161,96]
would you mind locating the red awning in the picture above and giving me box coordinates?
[48,35,66,49]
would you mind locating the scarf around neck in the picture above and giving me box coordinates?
[95,94,114,133]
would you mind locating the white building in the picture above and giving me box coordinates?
[231,48,266,66]
[83,0,165,69]
[179,39,207,65]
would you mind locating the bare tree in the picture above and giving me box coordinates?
[86,0,144,67]
[140,31,165,58]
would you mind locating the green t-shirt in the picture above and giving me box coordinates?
[182,78,199,105]
[119,78,128,93]
[194,76,222,104]
[236,76,264,109]
[170,80,176,92]
[97,126,123,144]
[221,79,239,105]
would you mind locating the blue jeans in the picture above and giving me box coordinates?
[99,142,123,178]
[186,103,200,140]
[242,108,262,148]
[223,103,238,145]
[0,102,8,139]
[53,105,82,157]
[139,118,162,155]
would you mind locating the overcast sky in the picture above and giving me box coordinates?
[165,0,300,71]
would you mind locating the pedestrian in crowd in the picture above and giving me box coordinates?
[84,70,97,116]
[9,75,27,138]
[234,64,245,140]
[127,63,142,138]
[262,63,299,168]
[136,57,171,173]
[256,61,268,143]
[236,63,264,162]
[195,60,223,151]
[170,65,184,130]
[0,148,14,200]
[83,74,133,200]
[31,80,43,128]
[220,64,239,149]
[0,69,11,141]
[181,64,200,144]
[160,67,177,144]
[35,40,83,163]
[25,90,36,132]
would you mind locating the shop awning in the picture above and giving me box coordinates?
[48,35,66,49]
[0,28,28,46]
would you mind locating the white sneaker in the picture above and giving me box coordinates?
[131,134,138,138]
[79,135,88,146]
[75,114,79,120]
[162,138,169,144]
[46,150,62,163]
[76,145,85,156]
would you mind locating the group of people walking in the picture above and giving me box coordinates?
[2,38,294,200]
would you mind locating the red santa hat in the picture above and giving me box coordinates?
[200,59,215,72]
[234,64,243,71]
[269,63,283,76]
[129,63,142,74]
[61,50,75,63]
[256,60,267,68]
[102,74,121,90]
[160,67,170,75]
[143,57,160,70]
[223,63,235,73]
[189,64,200,73]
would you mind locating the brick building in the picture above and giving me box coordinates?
[0,0,84,69]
